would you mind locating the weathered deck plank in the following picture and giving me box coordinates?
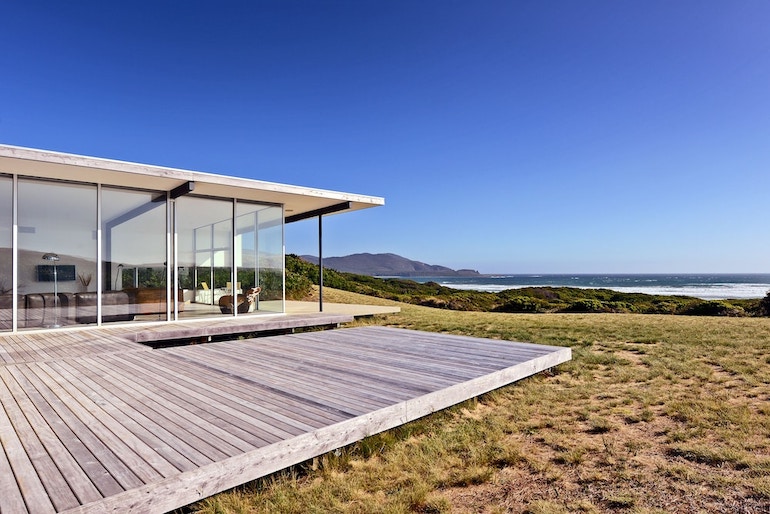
[56,359,212,470]
[0,426,29,513]
[83,356,250,458]
[4,366,104,505]
[131,352,324,434]
[194,342,423,409]
[116,352,297,445]
[0,324,571,514]
[223,335,455,389]
[13,364,128,498]
[34,361,180,479]
[149,350,345,428]
[16,363,150,491]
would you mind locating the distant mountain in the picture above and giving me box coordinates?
[300,253,480,277]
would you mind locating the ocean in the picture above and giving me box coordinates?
[406,274,770,300]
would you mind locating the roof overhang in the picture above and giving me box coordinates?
[0,144,384,220]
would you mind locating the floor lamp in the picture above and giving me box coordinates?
[42,252,61,328]
[115,263,124,289]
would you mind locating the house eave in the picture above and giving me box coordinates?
[0,144,384,217]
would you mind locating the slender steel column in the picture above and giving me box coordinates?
[318,214,323,312]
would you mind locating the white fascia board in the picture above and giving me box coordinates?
[0,144,384,215]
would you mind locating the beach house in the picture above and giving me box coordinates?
[0,144,572,514]
[0,144,384,332]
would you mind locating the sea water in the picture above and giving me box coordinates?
[406,274,770,300]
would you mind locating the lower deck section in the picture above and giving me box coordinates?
[0,325,570,513]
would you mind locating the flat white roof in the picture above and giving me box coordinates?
[0,144,384,219]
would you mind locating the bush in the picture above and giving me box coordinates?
[682,300,745,317]
[258,268,284,300]
[647,299,689,314]
[418,296,484,311]
[562,299,608,313]
[285,269,313,300]
[494,296,549,313]
[759,291,770,317]
[605,301,636,313]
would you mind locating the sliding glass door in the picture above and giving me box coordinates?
[176,197,284,318]
[176,196,234,318]
[236,202,284,314]
[102,187,168,323]
[17,179,98,329]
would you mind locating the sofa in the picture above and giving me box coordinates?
[0,292,79,328]
[26,292,78,326]
[0,288,186,330]
[0,294,24,330]
[123,288,185,315]
[75,291,133,324]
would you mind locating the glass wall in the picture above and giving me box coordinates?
[235,204,259,299]
[256,205,283,313]
[102,187,168,323]
[236,202,284,314]
[2,178,285,330]
[176,196,234,318]
[0,176,12,331]
[18,179,98,328]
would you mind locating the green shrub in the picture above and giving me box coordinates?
[606,301,635,313]
[285,269,313,299]
[682,300,745,317]
[647,299,689,314]
[494,296,549,313]
[759,291,770,317]
[562,299,608,313]
[258,268,283,300]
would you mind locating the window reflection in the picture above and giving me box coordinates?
[102,188,168,323]
[236,202,284,314]
[18,180,97,328]
[177,197,233,318]
[3,178,285,329]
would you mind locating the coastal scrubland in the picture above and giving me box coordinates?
[192,287,770,514]
[285,255,770,317]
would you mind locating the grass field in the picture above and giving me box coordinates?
[191,288,770,513]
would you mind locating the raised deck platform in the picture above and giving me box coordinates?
[0,323,570,513]
[0,313,354,363]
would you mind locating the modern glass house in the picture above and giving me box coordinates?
[0,144,384,332]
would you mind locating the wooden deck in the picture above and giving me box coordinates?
[0,324,570,513]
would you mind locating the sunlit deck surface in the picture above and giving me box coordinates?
[0,314,570,513]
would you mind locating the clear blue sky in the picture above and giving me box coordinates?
[2,1,768,273]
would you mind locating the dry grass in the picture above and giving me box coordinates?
[191,287,770,514]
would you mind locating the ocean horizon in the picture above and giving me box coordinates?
[403,273,770,300]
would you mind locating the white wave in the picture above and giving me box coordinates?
[606,284,770,300]
[438,283,514,293]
